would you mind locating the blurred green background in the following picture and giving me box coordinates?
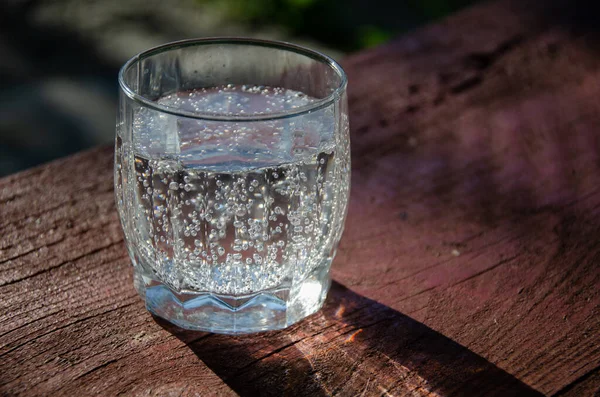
[0,0,477,176]
[202,0,477,51]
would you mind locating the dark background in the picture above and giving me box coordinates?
[0,0,477,176]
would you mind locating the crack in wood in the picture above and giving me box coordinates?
[0,234,67,265]
[450,254,520,287]
[0,240,122,288]
[0,299,138,360]
[551,364,600,396]
[73,358,119,381]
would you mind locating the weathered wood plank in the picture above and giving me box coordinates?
[1,0,600,395]
[0,147,236,396]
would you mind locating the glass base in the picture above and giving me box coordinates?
[133,264,331,334]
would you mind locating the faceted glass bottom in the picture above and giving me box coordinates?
[133,262,331,334]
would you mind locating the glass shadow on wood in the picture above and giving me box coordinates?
[155,282,543,396]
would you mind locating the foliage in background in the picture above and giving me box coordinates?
[202,0,477,51]
[0,0,480,176]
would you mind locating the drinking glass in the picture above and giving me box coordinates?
[115,38,350,334]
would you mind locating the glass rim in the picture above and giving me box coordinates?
[118,37,348,122]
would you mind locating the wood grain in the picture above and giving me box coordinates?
[1,0,600,395]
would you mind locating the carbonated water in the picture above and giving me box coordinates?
[115,85,350,332]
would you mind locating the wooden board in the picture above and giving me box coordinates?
[1,0,599,395]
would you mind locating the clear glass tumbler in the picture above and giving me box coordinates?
[115,38,350,334]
